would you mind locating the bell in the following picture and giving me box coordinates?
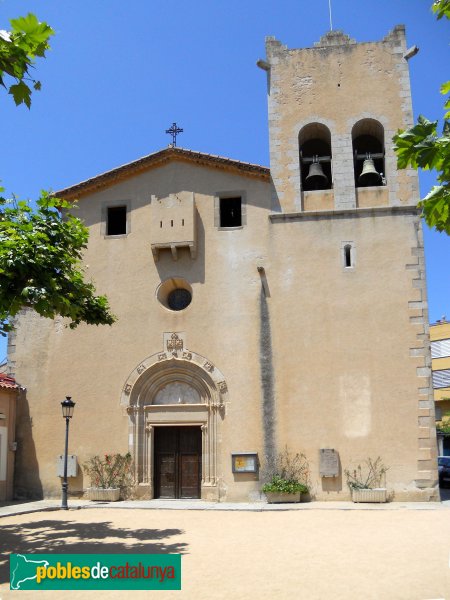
[305,161,328,190]
[358,158,381,186]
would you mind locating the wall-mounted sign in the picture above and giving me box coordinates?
[319,448,339,477]
[231,453,258,474]
[57,454,78,478]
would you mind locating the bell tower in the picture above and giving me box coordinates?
[260,27,420,213]
[257,26,438,499]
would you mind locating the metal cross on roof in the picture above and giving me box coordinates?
[165,122,183,147]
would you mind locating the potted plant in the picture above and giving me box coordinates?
[262,447,310,503]
[344,457,388,503]
[83,453,133,501]
[262,476,308,503]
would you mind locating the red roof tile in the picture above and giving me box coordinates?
[54,146,270,200]
[0,373,19,390]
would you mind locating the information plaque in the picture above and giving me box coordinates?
[319,448,339,477]
[231,453,258,473]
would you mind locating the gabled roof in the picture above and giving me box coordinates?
[0,373,20,390]
[55,147,270,200]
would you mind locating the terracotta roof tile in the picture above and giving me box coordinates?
[0,373,19,390]
[54,147,270,200]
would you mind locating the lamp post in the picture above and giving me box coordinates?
[61,396,75,510]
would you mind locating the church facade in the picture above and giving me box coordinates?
[9,26,439,501]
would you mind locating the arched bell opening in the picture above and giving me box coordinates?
[126,358,223,500]
[299,123,332,191]
[352,119,385,187]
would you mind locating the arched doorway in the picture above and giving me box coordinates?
[121,345,227,501]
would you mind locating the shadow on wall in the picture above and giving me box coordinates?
[321,453,344,494]
[13,391,43,500]
[65,466,85,497]
[232,473,260,483]
[0,518,188,584]
[154,204,205,286]
[270,186,282,213]
[321,473,343,494]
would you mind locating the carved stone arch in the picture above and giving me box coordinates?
[351,117,385,189]
[348,113,389,133]
[130,361,216,408]
[121,348,228,407]
[291,116,336,206]
[122,350,227,501]
[298,121,333,192]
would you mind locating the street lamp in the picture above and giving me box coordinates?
[61,396,75,510]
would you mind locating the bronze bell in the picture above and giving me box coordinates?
[358,158,381,186]
[305,161,328,190]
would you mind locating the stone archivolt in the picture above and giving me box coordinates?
[121,349,227,499]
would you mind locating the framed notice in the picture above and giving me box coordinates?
[231,453,258,474]
[319,448,339,478]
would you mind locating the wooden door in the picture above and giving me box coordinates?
[154,427,201,499]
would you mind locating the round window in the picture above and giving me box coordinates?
[156,277,193,311]
[167,288,192,311]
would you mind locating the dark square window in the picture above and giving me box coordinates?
[107,206,127,235]
[220,197,242,228]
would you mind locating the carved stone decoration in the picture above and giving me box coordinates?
[167,333,184,353]
[153,382,201,405]
[124,347,227,499]
[217,381,228,394]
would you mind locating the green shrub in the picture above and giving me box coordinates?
[262,476,308,495]
[83,453,134,497]
[262,447,310,495]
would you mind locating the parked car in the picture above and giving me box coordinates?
[438,456,450,487]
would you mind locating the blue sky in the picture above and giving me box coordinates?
[0,0,449,362]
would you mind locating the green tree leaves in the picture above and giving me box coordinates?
[393,113,450,234]
[432,0,450,19]
[0,13,115,335]
[393,3,450,235]
[442,81,450,118]
[0,13,54,107]
[0,193,116,336]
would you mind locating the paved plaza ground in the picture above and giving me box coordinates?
[1,500,450,599]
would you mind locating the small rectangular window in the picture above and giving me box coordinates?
[220,197,242,228]
[344,244,352,268]
[341,241,355,269]
[107,206,127,236]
